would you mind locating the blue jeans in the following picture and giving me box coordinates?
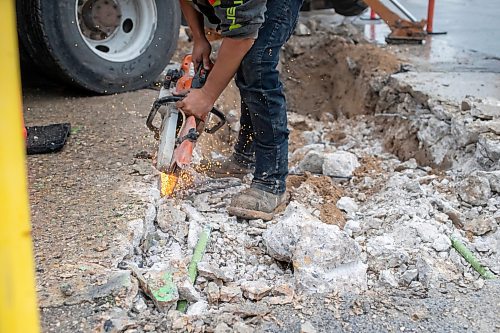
[233,0,303,195]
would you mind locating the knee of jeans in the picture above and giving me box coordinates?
[238,52,263,90]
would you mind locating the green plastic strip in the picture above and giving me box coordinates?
[450,237,496,280]
[176,225,212,312]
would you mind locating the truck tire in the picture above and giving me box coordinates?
[17,0,180,94]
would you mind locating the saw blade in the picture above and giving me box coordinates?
[156,105,179,172]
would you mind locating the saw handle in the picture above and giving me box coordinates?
[146,95,184,137]
[204,108,226,134]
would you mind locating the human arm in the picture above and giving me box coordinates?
[178,0,212,69]
[175,37,254,121]
[176,0,266,120]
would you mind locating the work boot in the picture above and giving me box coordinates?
[196,155,254,179]
[227,187,287,221]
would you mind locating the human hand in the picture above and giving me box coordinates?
[192,37,213,70]
[176,88,216,121]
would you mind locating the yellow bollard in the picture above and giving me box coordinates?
[0,1,40,333]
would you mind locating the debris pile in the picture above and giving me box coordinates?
[48,19,499,332]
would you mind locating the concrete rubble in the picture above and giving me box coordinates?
[62,16,500,333]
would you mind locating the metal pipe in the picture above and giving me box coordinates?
[387,0,417,22]
[427,0,435,33]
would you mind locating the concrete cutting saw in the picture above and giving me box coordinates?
[146,55,226,197]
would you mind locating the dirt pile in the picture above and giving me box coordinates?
[282,33,401,119]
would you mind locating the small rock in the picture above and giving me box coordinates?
[197,262,234,282]
[473,279,485,290]
[295,22,312,36]
[60,283,74,297]
[414,223,440,243]
[248,219,267,229]
[186,300,208,316]
[169,311,188,330]
[268,296,293,305]
[395,158,418,171]
[297,150,324,174]
[432,235,452,252]
[207,282,220,304]
[477,170,500,193]
[301,321,317,333]
[272,283,295,297]
[416,256,434,287]
[133,298,148,312]
[379,270,399,288]
[214,322,232,333]
[463,216,497,236]
[400,269,418,285]
[336,197,359,214]
[461,99,472,111]
[219,285,242,303]
[241,280,272,301]
[178,279,201,302]
[143,324,155,331]
[234,322,255,333]
[156,201,186,233]
[322,151,360,178]
[458,173,492,206]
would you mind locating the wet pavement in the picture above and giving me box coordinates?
[354,0,500,73]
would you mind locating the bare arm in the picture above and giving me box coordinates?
[176,37,253,120]
[178,0,212,69]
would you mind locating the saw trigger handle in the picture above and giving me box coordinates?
[205,108,226,134]
[146,95,184,138]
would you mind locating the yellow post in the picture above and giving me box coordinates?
[0,1,40,332]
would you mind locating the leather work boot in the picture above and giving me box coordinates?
[196,156,254,179]
[227,187,287,221]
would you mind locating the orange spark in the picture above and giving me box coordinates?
[160,172,178,197]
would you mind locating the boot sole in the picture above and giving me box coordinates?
[227,200,288,222]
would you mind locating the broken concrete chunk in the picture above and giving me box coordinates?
[463,216,498,236]
[295,22,312,36]
[272,283,294,297]
[414,223,440,243]
[395,158,418,171]
[240,280,272,301]
[142,270,179,312]
[186,300,208,317]
[486,119,500,135]
[336,197,358,214]
[214,323,232,333]
[156,200,186,234]
[300,321,317,333]
[207,282,220,304]
[177,279,201,302]
[297,150,325,174]
[219,285,242,303]
[197,262,234,282]
[322,151,360,178]
[264,202,367,293]
[432,234,452,252]
[64,270,136,307]
[379,270,399,288]
[233,322,255,333]
[262,202,307,262]
[475,134,500,168]
[400,269,418,285]
[461,99,472,111]
[477,170,500,193]
[457,173,491,206]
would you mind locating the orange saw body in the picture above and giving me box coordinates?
[146,55,226,197]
